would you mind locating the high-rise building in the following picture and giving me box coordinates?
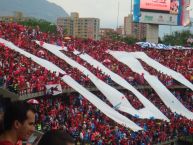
[116,26,124,35]
[99,28,115,39]
[124,14,147,40]
[57,12,100,40]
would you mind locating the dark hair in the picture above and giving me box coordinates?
[2,101,35,132]
[0,97,11,133]
[38,130,75,145]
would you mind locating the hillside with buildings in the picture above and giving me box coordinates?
[0,0,68,22]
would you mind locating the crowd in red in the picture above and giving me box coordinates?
[0,22,193,94]
[0,22,193,144]
[35,91,193,145]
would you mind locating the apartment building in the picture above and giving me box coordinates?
[57,12,100,40]
[99,28,115,39]
[124,14,147,40]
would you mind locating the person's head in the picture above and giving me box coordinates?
[2,101,35,140]
[38,130,75,145]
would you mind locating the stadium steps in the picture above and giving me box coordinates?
[0,87,19,101]
[1,85,187,101]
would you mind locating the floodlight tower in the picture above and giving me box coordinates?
[116,0,120,29]
[130,0,133,14]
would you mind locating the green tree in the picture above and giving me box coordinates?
[19,19,57,34]
[105,32,139,45]
[162,30,193,46]
[122,36,138,45]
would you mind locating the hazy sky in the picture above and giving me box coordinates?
[47,0,193,29]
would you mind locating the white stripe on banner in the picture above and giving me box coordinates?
[36,40,169,121]
[127,52,193,91]
[108,50,193,120]
[0,38,142,131]
[35,41,142,118]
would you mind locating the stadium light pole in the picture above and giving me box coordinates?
[115,0,120,39]
[130,0,133,14]
[116,0,120,30]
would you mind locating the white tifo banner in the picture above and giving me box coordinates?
[45,84,62,95]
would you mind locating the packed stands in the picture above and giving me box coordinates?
[0,22,193,144]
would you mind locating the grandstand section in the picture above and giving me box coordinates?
[0,22,192,144]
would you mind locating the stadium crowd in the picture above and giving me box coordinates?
[0,22,193,144]
[0,22,193,94]
[35,91,193,145]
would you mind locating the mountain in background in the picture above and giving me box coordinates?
[0,0,68,23]
[159,18,193,38]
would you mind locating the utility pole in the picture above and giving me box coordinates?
[130,0,133,14]
[116,0,120,39]
[116,0,120,29]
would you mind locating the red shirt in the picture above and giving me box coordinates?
[0,141,14,145]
